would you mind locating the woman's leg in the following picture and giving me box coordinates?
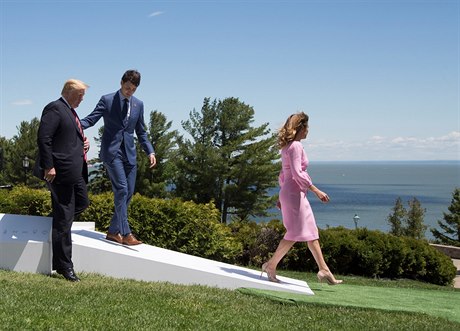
[307,239,329,271]
[266,239,296,271]
[308,239,342,284]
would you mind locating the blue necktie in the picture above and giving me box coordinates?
[122,98,128,119]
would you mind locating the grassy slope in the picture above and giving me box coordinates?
[1,269,460,331]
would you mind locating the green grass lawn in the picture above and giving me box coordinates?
[1,269,459,331]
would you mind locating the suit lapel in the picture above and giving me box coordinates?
[59,98,83,139]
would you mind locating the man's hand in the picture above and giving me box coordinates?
[149,153,156,168]
[44,168,56,183]
[84,136,90,152]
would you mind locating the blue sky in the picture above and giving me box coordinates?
[1,0,459,161]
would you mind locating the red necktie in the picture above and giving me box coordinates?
[71,108,87,161]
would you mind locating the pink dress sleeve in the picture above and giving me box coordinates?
[287,141,312,191]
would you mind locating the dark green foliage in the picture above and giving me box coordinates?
[388,197,406,236]
[0,186,51,216]
[229,219,284,267]
[431,188,460,246]
[87,162,112,195]
[320,229,455,285]
[87,126,112,194]
[78,191,115,227]
[387,197,427,239]
[135,111,178,198]
[173,97,280,223]
[405,198,427,239]
[229,220,456,286]
[0,119,41,187]
[78,192,242,263]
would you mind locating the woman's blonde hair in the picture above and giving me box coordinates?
[277,112,309,148]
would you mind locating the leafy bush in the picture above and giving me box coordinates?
[79,193,242,263]
[132,195,242,263]
[229,221,456,286]
[0,185,51,216]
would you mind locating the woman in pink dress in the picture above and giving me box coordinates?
[261,112,342,285]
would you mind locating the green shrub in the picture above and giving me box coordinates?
[230,222,456,286]
[78,191,114,226]
[320,228,456,286]
[0,186,51,216]
[122,194,241,263]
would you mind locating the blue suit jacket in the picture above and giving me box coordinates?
[80,91,154,165]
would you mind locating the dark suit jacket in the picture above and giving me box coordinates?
[35,97,88,184]
[80,91,154,165]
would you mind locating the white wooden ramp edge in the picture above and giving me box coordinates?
[1,214,314,295]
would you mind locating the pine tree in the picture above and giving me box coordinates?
[3,118,41,187]
[135,110,178,198]
[387,197,406,236]
[404,197,427,239]
[387,196,427,239]
[87,126,112,194]
[431,188,460,246]
[173,97,280,223]
[174,98,223,204]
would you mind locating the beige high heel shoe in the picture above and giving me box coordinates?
[260,262,280,283]
[317,270,343,285]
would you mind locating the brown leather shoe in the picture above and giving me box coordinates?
[106,232,123,244]
[122,233,142,246]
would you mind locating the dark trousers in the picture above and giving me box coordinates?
[48,176,89,271]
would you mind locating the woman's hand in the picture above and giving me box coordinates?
[309,184,330,203]
[316,190,330,203]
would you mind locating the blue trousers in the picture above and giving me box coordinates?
[104,150,137,236]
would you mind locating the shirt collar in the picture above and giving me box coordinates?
[61,96,72,109]
[118,90,131,102]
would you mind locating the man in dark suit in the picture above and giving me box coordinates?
[80,70,156,246]
[36,79,90,282]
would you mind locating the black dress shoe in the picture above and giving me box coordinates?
[57,268,80,282]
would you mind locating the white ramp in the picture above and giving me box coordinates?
[72,228,314,295]
[1,214,314,295]
[0,213,52,274]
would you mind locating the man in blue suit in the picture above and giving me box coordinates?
[80,70,156,245]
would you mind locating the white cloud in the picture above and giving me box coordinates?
[148,11,164,18]
[305,131,460,161]
[11,100,32,106]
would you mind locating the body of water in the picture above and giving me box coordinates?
[259,161,460,239]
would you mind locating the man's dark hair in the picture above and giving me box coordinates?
[121,70,141,87]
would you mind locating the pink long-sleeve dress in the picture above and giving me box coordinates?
[279,141,319,242]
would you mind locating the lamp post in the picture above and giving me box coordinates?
[353,214,360,230]
[22,156,29,185]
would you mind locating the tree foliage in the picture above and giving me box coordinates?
[173,97,280,223]
[405,198,427,239]
[387,197,406,236]
[387,197,427,239]
[431,188,460,246]
[87,126,111,194]
[0,118,41,187]
[135,110,178,198]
